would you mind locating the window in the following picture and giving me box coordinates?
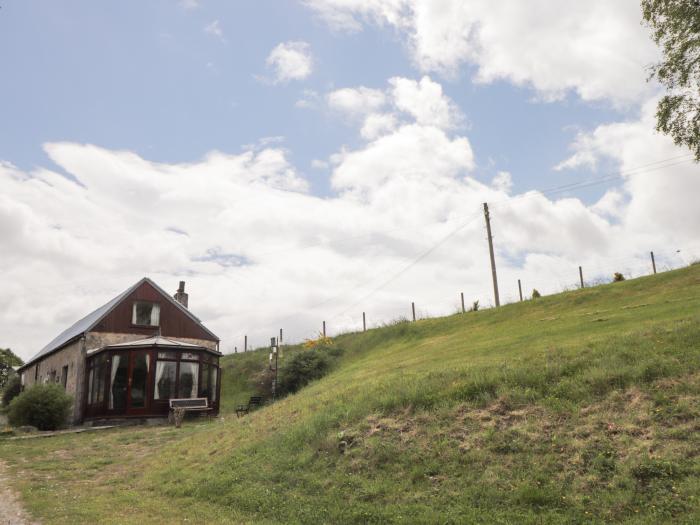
[178,361,199,398]
[132,301,160,326]
[154,360,177,400]
[87,354,107,407]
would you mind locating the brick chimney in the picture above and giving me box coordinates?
[173,281,188,308]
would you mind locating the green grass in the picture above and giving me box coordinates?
[2,266,700,523]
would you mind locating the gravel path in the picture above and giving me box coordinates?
[0,460,38,525]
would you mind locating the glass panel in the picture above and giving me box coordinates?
[132,302,160,326]
[94,355,106,405]
[155,361,177,400]
[178,362,199,398]
[130,353,149,409]
[199,363,211,399]
[87,367,94,405]
[109,355,128,410]
[181,352,198,361]
[157,351,177,359]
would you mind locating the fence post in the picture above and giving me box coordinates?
[651,251,657,274]
[460,292,465,313]
[518,279,523,302]
[412,302,416,322]
[362,312,367,332]
[579,266,584,288]
[322,321,326,337]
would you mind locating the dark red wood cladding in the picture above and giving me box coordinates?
[91,281,218,342]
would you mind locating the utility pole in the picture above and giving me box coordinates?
[460,292,465,313]
[412,302,416,321]
[483,202,500,307]
[269,337,278,401]
[518,279,523,302]
[244,335,247,352]
[579,266,584,288]
[651,251,657,274]
[322,321,326,338]
[279,328,283,344]
[362,312,366,332]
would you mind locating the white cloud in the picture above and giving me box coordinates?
[360,113,397,140]
[305,0,660,105]
[325,75,460,139]
[266,41,313,83]
[492,171,513,194]
[389,76,462,129]
[3,83,698,361]
[327,86,386,118]
[204,20,225,41]
[179,0,199,9]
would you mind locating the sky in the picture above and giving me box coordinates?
[1,0,699,361]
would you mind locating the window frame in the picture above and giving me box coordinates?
[131,300,161,327]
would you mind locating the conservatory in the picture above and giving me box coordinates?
[83,336,221,419]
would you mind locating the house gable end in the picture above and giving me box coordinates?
[90,280,218,342]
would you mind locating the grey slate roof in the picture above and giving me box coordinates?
[21,277,219,370]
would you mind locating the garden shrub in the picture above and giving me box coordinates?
[8,384,73,430]
[613,272,625,282]
[2,374,21,407]
[531,289,541,299]
[278,346,343,396]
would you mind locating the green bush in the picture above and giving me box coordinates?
[2,374,22,407]
[613,272,625,282]
[531,289,541,299]
[8,384,73,430]
[278,348,340,396]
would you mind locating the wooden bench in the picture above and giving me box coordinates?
[168,397,212,426]
[236,396,264,417]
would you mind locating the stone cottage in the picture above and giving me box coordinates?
[17,278,221,424]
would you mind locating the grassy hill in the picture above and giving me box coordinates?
[2,266,700,524]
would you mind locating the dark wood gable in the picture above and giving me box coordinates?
[90,280,218,342]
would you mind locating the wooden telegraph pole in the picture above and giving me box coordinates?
[244,335,248,352]
[483,203,500,307]
[651,251,657,274]
[322,321,326,338]
[518,279,523,302]
[362,312,367,332]
[460,292,466,313]
[412,302,416,322]
[579,266,584,288]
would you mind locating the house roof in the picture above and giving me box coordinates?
[20,278,219,370]
[86,335,221,356]
[106,335,204,348]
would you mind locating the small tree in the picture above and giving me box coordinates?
[613,272,626,282]
[532,289,542,299]
[2,374,22,407]
[642,0,700,161]
[8,384,73,431]
[469,300,480,312]
[0,348,23,390]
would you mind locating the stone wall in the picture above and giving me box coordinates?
[20,338,84,423]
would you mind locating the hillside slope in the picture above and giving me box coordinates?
[151,266,700,524]
[1,266,699,524]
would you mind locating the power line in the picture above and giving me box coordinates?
[331,210,484,320]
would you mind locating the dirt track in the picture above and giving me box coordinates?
[0,460,38,525]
